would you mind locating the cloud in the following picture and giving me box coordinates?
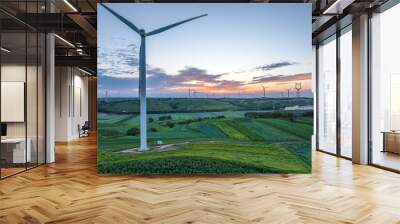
[98,75,138,89]
[97,44,139,79]
[175,67,224,84]
[214,80,243,89]
[99,65,236,90]
[256,61,297,71]
[98,50,310,96]
[148,67,226,85]
[144,66,245,93]
[251,72,311,84]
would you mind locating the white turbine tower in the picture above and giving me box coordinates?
[100,3,207,151]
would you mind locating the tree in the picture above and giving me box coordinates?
[166,121,175,128]
[126,127,140,136]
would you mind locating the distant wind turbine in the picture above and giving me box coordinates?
[261,85,268,98]
[100,3,207,151]
[294,82,302,97]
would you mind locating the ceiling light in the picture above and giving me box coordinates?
[323,1,341,14]
[63,0,78,12]
[1,47,11,53]
[78,67,93,76]
[76,48,84,55]
[323,0,355,15]
[54,34,75,48]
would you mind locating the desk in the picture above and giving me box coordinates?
[382,131,400,154]
[1,138,31,163]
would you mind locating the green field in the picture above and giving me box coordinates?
[98,97,313,114]
[98,98,313,174]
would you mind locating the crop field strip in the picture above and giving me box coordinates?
[98,98,313,174]
[98,116,309,145]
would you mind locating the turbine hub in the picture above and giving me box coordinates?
[139,29,146,36]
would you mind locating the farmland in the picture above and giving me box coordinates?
[98,97,313,174]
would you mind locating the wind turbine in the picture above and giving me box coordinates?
[294,82,302,97]
[100,3,207,151]
[261,85,267,98]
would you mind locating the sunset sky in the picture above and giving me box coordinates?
[98,3,312,98]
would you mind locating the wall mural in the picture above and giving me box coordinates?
[97,3,313,174]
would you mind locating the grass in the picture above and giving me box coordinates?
[257,119,313,140]
[98,143,310,174]
[97,98,314,174]
[188,122,227,138]
[210,120,250,140]
[98,97,313,114]
[98,117,306,149]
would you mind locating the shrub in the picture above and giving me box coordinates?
[178,119,193,125]
[245,110,313,119]
[100,129,123,137]
[126,127,140,136]
[166,121,175,128]
[159,115,172,121]
[149,117,154,123]
[171,103,178,110]
[150,127,157,132]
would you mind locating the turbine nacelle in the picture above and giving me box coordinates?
[139,29,146,36]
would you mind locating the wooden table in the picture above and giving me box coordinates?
[1,138,31,164]
[382,131,400,154]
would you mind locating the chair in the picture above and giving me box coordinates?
[79,121,90,138]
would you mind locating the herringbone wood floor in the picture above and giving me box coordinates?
[1,136,400,224]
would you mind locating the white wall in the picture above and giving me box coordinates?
[1,65,41,139]
[71,72,89,138]
[55,67,70,141]
[55,67,89,141]
[1,65,26,138]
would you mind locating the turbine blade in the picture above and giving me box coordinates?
[100,3,141,34]
[147,14,207,36]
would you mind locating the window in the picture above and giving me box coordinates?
[370,3,400,171]
[317,36,337,154]
[339,27,352,158]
